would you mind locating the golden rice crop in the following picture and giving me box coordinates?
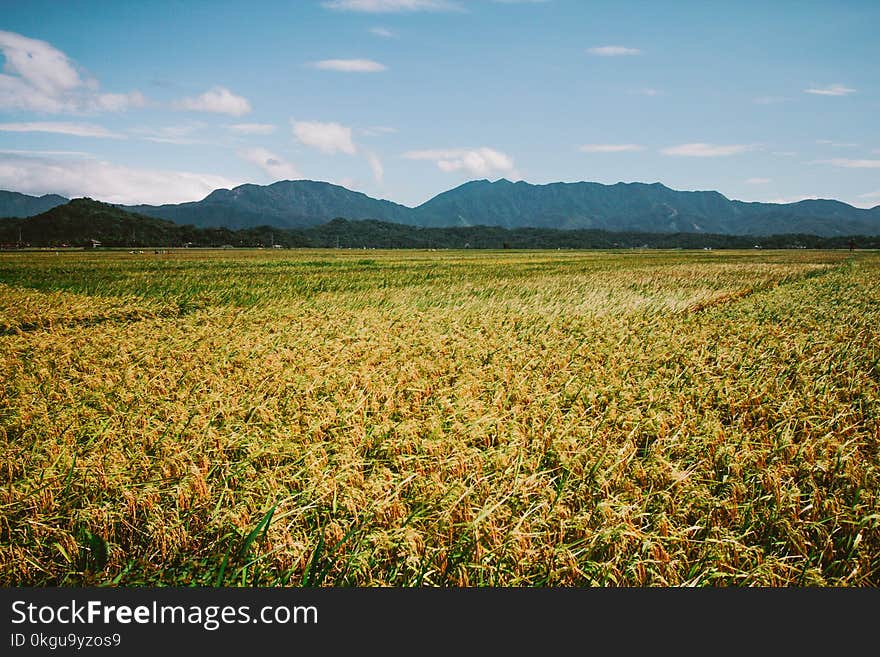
[1,248,877,586]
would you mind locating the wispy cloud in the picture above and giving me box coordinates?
[0,121,124,138]
[0,30,145,113]
[753,96,788,105]
[93,92,146,112]
[403,147,516,177]
[816,139,858,148]
[310,59,387,73]
[366,152,384,184]
[630,88,661,96]
[228,123,276,135]
[744,177,771,184]
[369,27,396,38]
[131,123,208,145]
[587,45,641,56]
[0,152,238,205]
[292,119,356,154]
[811,158,880,169]
[322,0,461,12]
[858,190,880,200]
[173,86,251,116]
[804,83,856,96]
[239,148,300,181]
[579,143,644,153]
[662,143,755,157]
[0,149,93,158]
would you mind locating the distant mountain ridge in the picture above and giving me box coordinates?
[126,180,412,230]
[0,190,70,218]
[2,179,880,237]
[5,198,877,250]
[413,179,880,236]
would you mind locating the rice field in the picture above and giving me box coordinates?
[1,247,878,586]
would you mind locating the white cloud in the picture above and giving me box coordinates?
[811,158,880,169]
[744,177,771,184]
[0,121,124,138]
[630,88,661,96]
[366,151,384,184]
[370,27,396,37]
[311,59,387,73]
[239,148,301,181]
[661,143,754,157]
[0,74,68,113]
[0,153,238,205]
[858,190,880,200]
[0,30,145,113]
[403,147,516,177]
[228,123,277,135]
[587,46,641,56]
[804,84,856,96]
[322,0,461,11]
[292,120,356,154]
[815,139,858,148]
[173,86,251,116]
[579,143,644,153]
[0,30,79,96]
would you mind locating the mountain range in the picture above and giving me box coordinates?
[2,179,880,237]
[5,197,876,251]
[0,191,71,220]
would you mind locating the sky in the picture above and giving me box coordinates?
[0,0,877,208]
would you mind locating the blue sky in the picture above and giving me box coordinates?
[0,0,877,207]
